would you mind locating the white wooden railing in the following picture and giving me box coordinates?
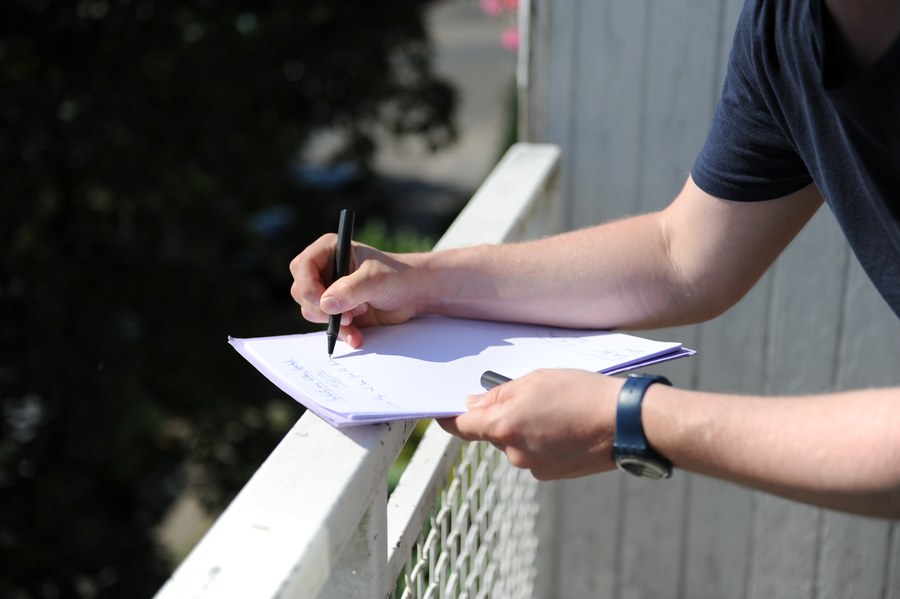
[155,142,563,599]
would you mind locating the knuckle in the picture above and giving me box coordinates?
[300,304,324,323]
[530,468,552,482]
[290,281,303,303]
[289,254,302,274]
[505,449,533,470]
[491,421,517,446]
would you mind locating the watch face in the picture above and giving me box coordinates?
[615,455,672,480]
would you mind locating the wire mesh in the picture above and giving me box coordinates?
[395,441,540,599]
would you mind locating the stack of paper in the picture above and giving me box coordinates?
[229,316,694,428]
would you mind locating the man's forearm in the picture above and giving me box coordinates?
[643,384,900,518]
[415,177,822,330]
[416,213,691,330]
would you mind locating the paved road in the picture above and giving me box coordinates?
[376,0,517,190]
[372,0,518,235]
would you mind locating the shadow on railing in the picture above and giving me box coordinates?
[154,143,562,599]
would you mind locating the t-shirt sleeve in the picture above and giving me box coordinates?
[691,5,813,201]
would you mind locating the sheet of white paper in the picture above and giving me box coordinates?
[229,316,693,427]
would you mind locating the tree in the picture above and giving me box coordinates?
[0,1,455,596]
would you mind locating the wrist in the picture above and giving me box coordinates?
[410,249,450,316]
[414,245,493,317]
[640,382,692,471]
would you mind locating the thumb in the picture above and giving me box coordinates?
[466,390,498,409]
[320,270,369,315]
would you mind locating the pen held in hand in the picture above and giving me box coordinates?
[327,209,355,357]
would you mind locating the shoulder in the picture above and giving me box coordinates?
[690,0,817,202]
[732,0,821,77]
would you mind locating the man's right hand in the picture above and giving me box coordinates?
[289,233,428,348]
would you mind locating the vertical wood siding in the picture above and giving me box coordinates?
[522,0,900,597]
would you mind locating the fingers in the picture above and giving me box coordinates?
[290,234,387,318]
[290,233,421,349]
[437,390,505,442]
[289,235,374,322]
[437,414,538,474]
[438,370,611,481]
[290,234,337,323]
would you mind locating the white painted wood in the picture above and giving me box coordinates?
[525,1,900,598]
[569,0,646,227]
[815,253,900,599]
[618,477,688,599]
[532,482,560,599]
[888,524,900,599]
[716,0,749,86]
[154,415,417,599]
[550,474,621,598]
[436,143,562,250]
[317,488,388,598]
[635,0,720,212]
[681,477,754,599]
[833,253,900,391]
[539,0,578,168]
[746,495,821,599]
[520,0,578,244]
[385,423,463,584]
[816,513,891,599]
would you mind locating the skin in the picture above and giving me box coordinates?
[823,0,900,74]
[289,2,900,518]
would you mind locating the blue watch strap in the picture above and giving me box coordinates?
[614,374,671,457]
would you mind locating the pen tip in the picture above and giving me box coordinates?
[326,332,337,357]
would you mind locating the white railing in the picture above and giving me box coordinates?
[155,142,562,599]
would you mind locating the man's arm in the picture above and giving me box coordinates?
[419,176,823,329]
[291,176,823,342]
[645,382,900,518]
[440,370,900,519]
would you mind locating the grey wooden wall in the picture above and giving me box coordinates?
[521,0,900,597]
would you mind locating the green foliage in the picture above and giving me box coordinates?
[356,218,435,253]
[0,1,456,597]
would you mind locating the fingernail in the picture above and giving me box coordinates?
[466,394,486,408]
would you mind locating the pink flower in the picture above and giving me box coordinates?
[480,0,504,16]
[481,0,519,52]
[481,0,518,16]
[501,24,519,51]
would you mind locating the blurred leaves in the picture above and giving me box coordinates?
[0,0,455,597]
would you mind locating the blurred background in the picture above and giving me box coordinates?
[0,1,515,597]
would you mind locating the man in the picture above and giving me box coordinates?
[290,0,900,518]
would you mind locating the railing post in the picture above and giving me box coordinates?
[316,486,388,598]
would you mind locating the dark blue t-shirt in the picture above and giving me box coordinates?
[691,0,900,317]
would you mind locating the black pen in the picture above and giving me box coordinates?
[480,370,512,390]
[327,209,355,357]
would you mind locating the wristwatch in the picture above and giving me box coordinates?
[613,373,673,480]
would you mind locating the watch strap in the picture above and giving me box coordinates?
[614,373,671,458]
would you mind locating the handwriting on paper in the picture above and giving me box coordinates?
[285,358,399,409]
